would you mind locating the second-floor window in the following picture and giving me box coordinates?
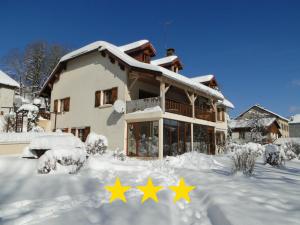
[54,97,70,113]
[95,87,118,107]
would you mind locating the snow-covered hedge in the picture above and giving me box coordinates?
[263,144,285,166]
[38,148,86,174]
[85,132,108,155]
[228,143,263,175]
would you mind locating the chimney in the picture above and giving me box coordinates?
[166,48,175,56]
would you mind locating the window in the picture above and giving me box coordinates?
[239,131,245,139]
[127,121,159,157]
[54,97,70,113]
[95,87,118,107]
[77,127,90,142]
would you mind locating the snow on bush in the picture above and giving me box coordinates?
[29,134,85,150]
[22,146,38,158]
[263,144,285,166]
[85,132,108,155]
[229,143,262,175]
[38,148,86,174]
[113,148,126,161]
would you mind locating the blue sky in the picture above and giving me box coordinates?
[0,0,299,118]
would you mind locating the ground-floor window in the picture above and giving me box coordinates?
[163,119,191,156]
[127,121,159,157]
[193,124,215,154]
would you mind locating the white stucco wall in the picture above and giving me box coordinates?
[51,51,127,150]
[0,86,15,114]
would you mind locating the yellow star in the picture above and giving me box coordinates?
[169,178,196,203]
[137,178,163,203]
[105,177,131,203]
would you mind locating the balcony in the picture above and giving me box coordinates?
[126,97,161,113]
[126,97,216,122]
[195,108,216,122]
[165,99,192,117]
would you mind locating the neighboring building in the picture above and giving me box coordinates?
[40,40,233,158]
[235,104,289,138]
[289,114,300,137]
[229,104,289,144]
[229,117,281,144]
[0,71,19,114]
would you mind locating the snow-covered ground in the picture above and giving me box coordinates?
[0,152,299,225]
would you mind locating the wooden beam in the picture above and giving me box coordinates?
[185,90,193,104]
[164,84,171,94]
[129,76,138,91]
[160,81,166,113]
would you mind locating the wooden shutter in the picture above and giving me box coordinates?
[54,100,58,113]
[71,128,76,136]
[64,97,70,112]
[95,91,101,107]
[83,127,90,142]
[111,87,118,104]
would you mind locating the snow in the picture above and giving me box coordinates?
[43,40,224,100]
[29,134,85,150]
[150,55,178,66]
[0,151,299,225]
[217,98,234,109]
[229,117,277,129]
[190,74,214,83]
[0,132,68,144]
[0,70,19,88]
[289,114,300,124]
[17,103,39,112]
[85,132,108,147]
[118,40,149,52]
[127,105,162,114]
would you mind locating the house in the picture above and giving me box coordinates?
[40,40,233,158]
[229,104,289,144]
[229,117,281,144]
[235,104,289,138]
[289,114,300,137]
[0,70,19,114]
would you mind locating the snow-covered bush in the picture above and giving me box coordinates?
[113,148,126,161]
[231,145,258,175]
[38,148,86,174]
[226,142,264,156]
[263,144,285,166]
[281,143,297,160]
[17,103,39,131]
[30,125,44,133]
[85,132,108,155]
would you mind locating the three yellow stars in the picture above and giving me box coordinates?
[105,177,196,203]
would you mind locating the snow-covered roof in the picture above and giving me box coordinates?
[190,74,214,83]
[17,104,39,112]
[150,55,178,66]
[42,40,224,100]
[218,98,235,109]
[229,117,277,129]
[289,114,300,124]
[237,105,289,121]
[0,70,19,88]
[118,40,149,52]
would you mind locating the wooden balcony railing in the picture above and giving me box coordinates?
[165,99,192,117]
[38,111,51,120]
[195,108,216,122]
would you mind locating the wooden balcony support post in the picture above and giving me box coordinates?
[160,81,166,113]
[159,118,164,160]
